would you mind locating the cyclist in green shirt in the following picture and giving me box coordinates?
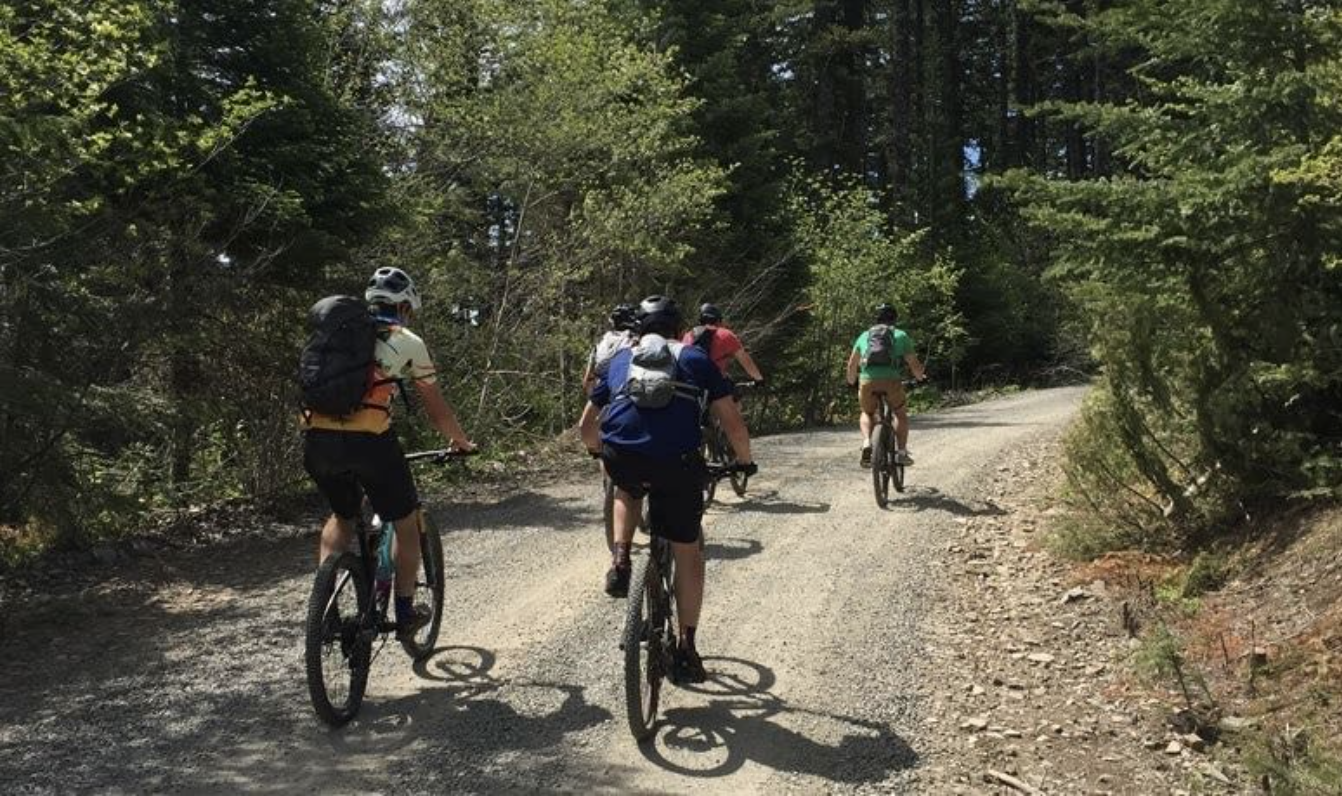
[845,303,926,467]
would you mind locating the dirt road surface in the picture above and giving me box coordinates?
[1,387,1086,793]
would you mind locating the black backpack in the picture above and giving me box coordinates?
[863,324,896,367]
[298,296,378,417]
[689,325,716,354]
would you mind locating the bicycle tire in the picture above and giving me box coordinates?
[701,438,719,506]
[400,513,446,660]
[305,552,372,727]
[602,475,616,552]
[622,554,664,742]
[893,459,906,493]
[871,424,891,509]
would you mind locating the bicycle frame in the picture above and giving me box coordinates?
[347,449,473,642]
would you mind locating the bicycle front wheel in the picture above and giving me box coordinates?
[622,554,666,742]
[871,425,892,508]
[305,552,372,727]
[400,513,446,660]
[602,475,616,552]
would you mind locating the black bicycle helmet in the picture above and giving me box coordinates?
[636,295,683,338]
[609,302,638,331]
[698,302,723,325]
[875,302,897,324]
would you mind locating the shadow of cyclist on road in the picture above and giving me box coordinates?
[709,488,830,516]
[638,656,917,782]
[885,485,1006,518]
[329,645,610,765]
[703,537,764,562]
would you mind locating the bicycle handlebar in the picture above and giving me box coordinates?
[404,449,478,464]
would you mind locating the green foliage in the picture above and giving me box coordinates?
[1180,550,1231,597]
[1,0,391,551]
[779,173,966,423]
[1003,2,1342,538]
[1247,727,1342,796]
[6,0,1338,563]
[1132,621,1216,712]
[382,0,726,442]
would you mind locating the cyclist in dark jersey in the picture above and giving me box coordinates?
[578,295,756,683]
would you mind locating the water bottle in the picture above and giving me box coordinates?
[372,515,393,605]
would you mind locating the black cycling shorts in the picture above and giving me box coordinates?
[303,430,419,523]
[601,444,706,544]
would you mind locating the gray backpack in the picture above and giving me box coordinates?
[616,334,704,409]
[590,330,633,377]
[863,324,896,367]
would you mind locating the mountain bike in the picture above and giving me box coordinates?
[870,379,922,509]
[702,381,756,505]
[304,448,474,727]
[621,462,753,742]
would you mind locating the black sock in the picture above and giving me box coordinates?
[394,595,414,624]
[681,626,697,650]
[613,542,631,568]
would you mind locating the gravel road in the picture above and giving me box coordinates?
[0,386,1086,794]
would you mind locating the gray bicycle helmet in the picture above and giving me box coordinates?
[636,295,683,338]
[875,302,897,324]
[698,303,723,324]
[365,267,422,311]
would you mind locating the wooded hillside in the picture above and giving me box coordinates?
[2,0,1338,555]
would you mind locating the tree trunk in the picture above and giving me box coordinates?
[887,0,914,225]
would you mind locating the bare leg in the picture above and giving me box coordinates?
[672,538,704,635]
[612,488,639,549]
[859,410,875,445]
[390,511,423,597]
[318,514,355,565]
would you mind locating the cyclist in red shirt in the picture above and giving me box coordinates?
[683,303,764,384]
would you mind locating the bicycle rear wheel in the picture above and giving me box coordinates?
[701,437,721,506]
[400,514,446,660]
[871,424,892,508]
[622,554,668,742]
[892,459,906,493]
[305,552,372,726]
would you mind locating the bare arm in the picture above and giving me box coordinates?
[732,348,764,382]
[578,401,602,454]
[709,395,752,463]
[413,380,475,451]
[904,352,927,381]
[845,349,860,386]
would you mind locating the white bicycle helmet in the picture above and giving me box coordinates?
[365,266,422,311]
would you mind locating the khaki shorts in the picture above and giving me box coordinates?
[859,379,906,416]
